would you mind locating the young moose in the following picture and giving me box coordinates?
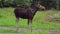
[14,3,45,31]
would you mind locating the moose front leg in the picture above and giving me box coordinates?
[16,17,19,32]
[28,19,32,32]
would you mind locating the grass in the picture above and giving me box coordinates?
[0,29,49,34]
[0,30,16,33]
[27,32,49,34]
[0,8,60,29]
[50,11,60,19]
[0,8,60,33]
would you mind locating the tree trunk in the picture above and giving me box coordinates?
[56,0,59,10]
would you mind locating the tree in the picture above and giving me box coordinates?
[13,0,31,7]
[0,0,5,8]
[52,0,60,10]
[56,0,60,10]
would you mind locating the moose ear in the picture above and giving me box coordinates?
[38,3,40,5]
[37,2,40,6]
[37,2,40,4]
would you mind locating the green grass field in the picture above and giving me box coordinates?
[0,29,16,33]
[0,30,48,34]
[0,8,60,33]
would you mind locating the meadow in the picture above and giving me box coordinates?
[0,8,60,34]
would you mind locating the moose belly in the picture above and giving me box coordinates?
[18,14,33,19]
[20,15,28,19]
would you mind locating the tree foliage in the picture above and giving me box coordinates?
[0,0,60,10]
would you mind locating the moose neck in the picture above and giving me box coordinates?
[30,6,39,16]
[32,7,39,15]
[31,6,39,12]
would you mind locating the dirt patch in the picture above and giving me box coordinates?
[44,15,60,23]
[0,26,60,34]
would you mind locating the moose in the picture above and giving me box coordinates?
[14,3,45,31]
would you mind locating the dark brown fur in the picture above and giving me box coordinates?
[14,3,45,31]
